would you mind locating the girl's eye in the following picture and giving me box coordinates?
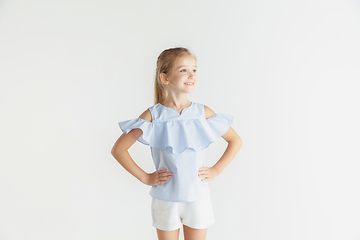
[180,69,196,73]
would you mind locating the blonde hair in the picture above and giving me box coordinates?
[154,47,197,105]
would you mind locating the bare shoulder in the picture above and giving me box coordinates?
[204,104,216,119]
[138,108,152,122]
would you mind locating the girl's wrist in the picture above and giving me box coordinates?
[211,166,221,176]
[140,173,150,185]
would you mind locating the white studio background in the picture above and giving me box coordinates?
[0,0,359,239]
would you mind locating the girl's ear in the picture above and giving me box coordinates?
[160,73,169,85]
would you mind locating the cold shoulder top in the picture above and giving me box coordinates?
[118,102,234,202]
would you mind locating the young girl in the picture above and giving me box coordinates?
[111,47,242,240]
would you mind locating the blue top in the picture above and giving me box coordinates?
[118,102,234,202]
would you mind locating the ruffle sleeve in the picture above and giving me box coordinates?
[202,113,235,142]
[118,118,153,146]
[118,113,234,154]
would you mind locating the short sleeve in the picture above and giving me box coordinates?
[118,118,153,146]
[204,113,235,140]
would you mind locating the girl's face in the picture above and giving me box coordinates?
[165,54,197,94]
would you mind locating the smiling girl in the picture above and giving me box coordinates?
[111,47,242,240]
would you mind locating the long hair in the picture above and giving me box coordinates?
[154,47,197,105]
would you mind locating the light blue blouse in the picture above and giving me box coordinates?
[118,102,234,202]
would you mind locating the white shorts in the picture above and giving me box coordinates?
[151,196,216,231]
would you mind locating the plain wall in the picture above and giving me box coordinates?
[1,0,360,239]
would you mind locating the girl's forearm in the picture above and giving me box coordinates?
[212,139,242,175]
[111,149,148,184]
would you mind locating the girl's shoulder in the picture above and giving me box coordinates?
[138,108,152,122]
[203,104,216,119]
[136,102,165,122]
[137,103,164,122]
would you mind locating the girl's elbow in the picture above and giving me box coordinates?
[111,145,127,157]
[230,136,242,149]
[111,147,117,157]
[111,147,116,156]
[237,138,243,149]
[111,144,125,156]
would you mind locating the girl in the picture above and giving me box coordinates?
[111,47,242,240]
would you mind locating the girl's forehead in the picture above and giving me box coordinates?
[175,55,196,67]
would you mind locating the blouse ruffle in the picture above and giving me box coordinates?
[118,113,234,154]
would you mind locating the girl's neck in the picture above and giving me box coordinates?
[161,95,191,109]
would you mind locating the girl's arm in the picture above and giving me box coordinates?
[212,126,242,175]
[111,109,172,186]
[198,105,243,181]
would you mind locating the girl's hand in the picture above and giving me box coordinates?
[198,167,219,182]
[144,169,172,186]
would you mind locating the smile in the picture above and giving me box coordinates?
[184,82,194,86]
